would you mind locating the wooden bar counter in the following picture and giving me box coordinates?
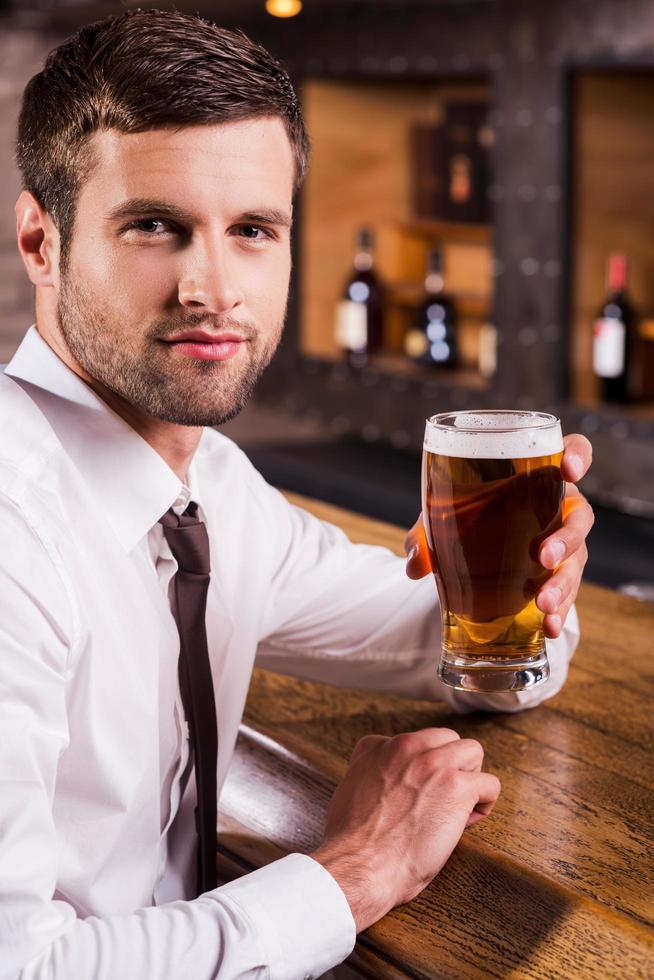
[217,493,654,979]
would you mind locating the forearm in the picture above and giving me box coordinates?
[12,855,355,980]
[257,555,443,696]
[17,893,255,980]
[259,561,579,712]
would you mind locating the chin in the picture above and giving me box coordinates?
[154,395,254,428]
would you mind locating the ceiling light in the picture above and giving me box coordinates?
[265,0,303,17]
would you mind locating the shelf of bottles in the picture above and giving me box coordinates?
[334,228,494,383]
[297,72,654,425]
[299,77,495,393]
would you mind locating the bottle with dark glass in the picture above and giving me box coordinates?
[404,247,458,368]
[334,228,384,368]
[592,253,638,404]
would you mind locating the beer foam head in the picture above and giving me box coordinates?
[424,411,563,459]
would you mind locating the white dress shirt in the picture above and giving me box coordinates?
[0,325,580,980]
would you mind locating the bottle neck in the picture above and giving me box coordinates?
[354,250,373,272]
[607,253,627,294]
[425,249,444,294]
[425,271,444,295]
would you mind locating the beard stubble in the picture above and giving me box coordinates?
[56,272,283,427]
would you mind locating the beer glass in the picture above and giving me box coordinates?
[422,410,564,692]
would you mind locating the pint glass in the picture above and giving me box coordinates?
[422,410,564,692]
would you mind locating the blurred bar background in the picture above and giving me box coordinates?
[1,0,653,592]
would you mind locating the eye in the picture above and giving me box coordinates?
[126,218,172,235]
[235,224,272,242]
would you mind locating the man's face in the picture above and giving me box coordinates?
[56,117,294,426]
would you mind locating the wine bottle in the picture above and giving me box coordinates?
[334,228,384,368]
[592,253,637,403]
[404,247,458,368]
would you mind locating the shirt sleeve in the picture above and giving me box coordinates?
[0,494,355,980]
[256,485,579,713]
[18,857,354,980]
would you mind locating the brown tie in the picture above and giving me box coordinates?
[159,501,218,895]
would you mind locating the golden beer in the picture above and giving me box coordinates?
[422,411,564,692]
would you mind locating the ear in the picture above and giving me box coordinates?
[15,190,61,290]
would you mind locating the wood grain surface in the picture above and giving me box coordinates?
[217,493,654,979]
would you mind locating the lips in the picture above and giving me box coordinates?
[164,329,245,344]
[162,330,246,362]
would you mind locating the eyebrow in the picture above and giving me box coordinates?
[239,209,293,229]
[107,198,293,228]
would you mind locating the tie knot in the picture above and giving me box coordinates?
[158,502,210,575]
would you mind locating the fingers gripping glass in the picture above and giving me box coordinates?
[422,410,564,693]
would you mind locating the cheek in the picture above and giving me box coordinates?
[67,236,114,290]
[245,251,291,318]
[81,242,177,313]
[114,245,179,292]
[125,262,177,308]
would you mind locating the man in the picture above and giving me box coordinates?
[1,9,593,979]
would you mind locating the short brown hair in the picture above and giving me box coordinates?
[16,8,309,259]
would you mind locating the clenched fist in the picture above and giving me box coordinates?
[312,727,500,932]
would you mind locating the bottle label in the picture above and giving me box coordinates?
[335,300,367,350]
[478,322,497,378]
[593,317,625,378]
[450,153,472,204]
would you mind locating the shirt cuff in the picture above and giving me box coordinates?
[217,852,356,980]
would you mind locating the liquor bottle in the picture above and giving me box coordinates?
[334,228,384,368]
[404,247,458,368]
[436,101,490,224]
[592,253,637,403]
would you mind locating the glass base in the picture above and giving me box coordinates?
[438,649,550,693]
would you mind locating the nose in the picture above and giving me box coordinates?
[178,239,243,314]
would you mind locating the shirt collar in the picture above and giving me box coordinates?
[4,325,210,553]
